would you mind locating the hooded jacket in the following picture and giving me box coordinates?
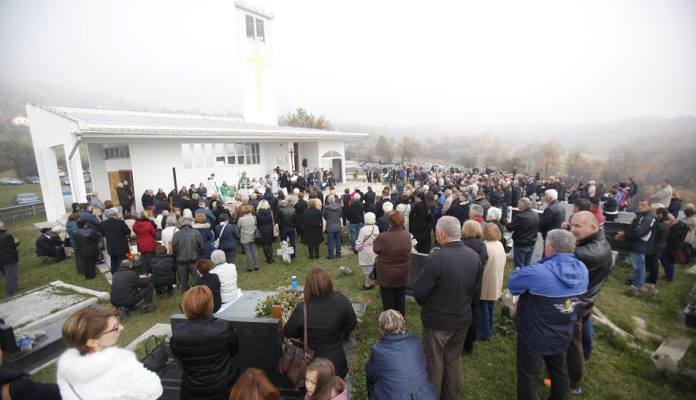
[57,347,162,400]
[508,252,588,355]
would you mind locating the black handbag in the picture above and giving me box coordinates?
[142,335,169,373]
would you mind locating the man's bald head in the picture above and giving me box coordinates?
[570,211,599,241]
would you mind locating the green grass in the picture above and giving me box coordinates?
[0,183,42,207]
[3,216,696,399]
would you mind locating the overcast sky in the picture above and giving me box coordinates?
[1,0,695,130]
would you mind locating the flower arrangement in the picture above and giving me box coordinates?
[255,287,304,322]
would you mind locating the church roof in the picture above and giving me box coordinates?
[37,105,368,141]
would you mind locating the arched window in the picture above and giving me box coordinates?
[321,150,342,158]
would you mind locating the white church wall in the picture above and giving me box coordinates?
[261,142,291,172]
[26,105,81,222]
[298,142,319,172]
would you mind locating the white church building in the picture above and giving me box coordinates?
[27,1,367,223]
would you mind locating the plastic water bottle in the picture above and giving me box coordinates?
[291,276,298,291]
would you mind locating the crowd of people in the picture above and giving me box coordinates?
[1,162,696,400]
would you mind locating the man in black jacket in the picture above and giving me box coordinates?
[539,189,566,240]
[0,222,19,296]
[506,198,540,268]
[616,199,655,289]
[99,208,132,273]
[566,211,613,394]
[35,228,66,263]
[413,216,483,400]
[74,220,100,279]
[111,259,154,313]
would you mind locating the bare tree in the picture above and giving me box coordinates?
[564,151,593,183]
[375,135,393,163]
[399,136,419,162]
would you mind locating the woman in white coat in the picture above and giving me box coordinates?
[356,212,380,290]
[56,305,163,400]
[477,223,507,341]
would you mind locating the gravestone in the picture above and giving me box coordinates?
[0,282,108,373]
[616,211,636,224]
[406,252,428,296]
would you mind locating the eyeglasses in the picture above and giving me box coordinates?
[99,318,122,337]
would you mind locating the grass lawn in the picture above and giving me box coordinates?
[2,215,696,399]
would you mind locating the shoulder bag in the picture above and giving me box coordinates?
[278,303,315,387]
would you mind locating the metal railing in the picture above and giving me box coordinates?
[0,202,46,221]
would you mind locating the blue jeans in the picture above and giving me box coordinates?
[582,315,594,359]
[476,300,495,340]
[630,252,646,286]
[660,253,675,281]
[327,231,342,258]
[349,223,363,250]
[514,245,534,268]
[0,263,18,296]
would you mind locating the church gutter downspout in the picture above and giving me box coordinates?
[68,132,82,160]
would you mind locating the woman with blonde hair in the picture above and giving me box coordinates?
[366,310,435,399]
[57,305,162,400]
[477,223,506,340]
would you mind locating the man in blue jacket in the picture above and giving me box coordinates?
[508,229,588,400]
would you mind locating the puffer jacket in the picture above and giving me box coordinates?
[278,206,296,230]
[366,332,436,400]
[150,253,176,286]
[132,219,158,254]
[256,209,275,244]
[0,230,19,265]
[170,318,239,400]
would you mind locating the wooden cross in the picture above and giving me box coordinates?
[246,47,268,111]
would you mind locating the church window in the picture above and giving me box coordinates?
[245,14,265,41]
[245,15,255,38]
[103,145,130,160]
[181,142,260,168]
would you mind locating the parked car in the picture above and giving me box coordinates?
[24,176,40,184]
[12,193,40,205]
[62,176,70,185]
[0,178,24,185]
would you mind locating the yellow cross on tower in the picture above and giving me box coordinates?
[246,47,268,111]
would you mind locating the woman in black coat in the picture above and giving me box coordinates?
[284,268,357,379]
[195,260,222,313]
[302,199,324,259]
[256,200,275,263]
[409,192,433,254]
[460,220,488,355]
[171,286,239,400]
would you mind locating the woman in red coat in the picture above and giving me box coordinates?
[132,211,158,273]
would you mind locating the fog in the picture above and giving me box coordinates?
[1,0,695,131]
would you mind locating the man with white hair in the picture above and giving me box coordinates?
[413,216,483,400]
[539,189,566,240]
[0,221,19,296]
[508,229,588,400]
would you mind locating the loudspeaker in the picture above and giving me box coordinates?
[301,158,308,168]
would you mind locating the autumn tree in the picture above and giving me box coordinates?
[564,152,593,184]
[534,140,563,177]
[375,135,393,163]
[399,136,419,163]
[278,108,333,130]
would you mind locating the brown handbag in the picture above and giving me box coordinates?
[278,302,315,387]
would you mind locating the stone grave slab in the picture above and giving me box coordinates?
[0,282,108,373]
[616,211,636,224]
[652,337,692,372]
